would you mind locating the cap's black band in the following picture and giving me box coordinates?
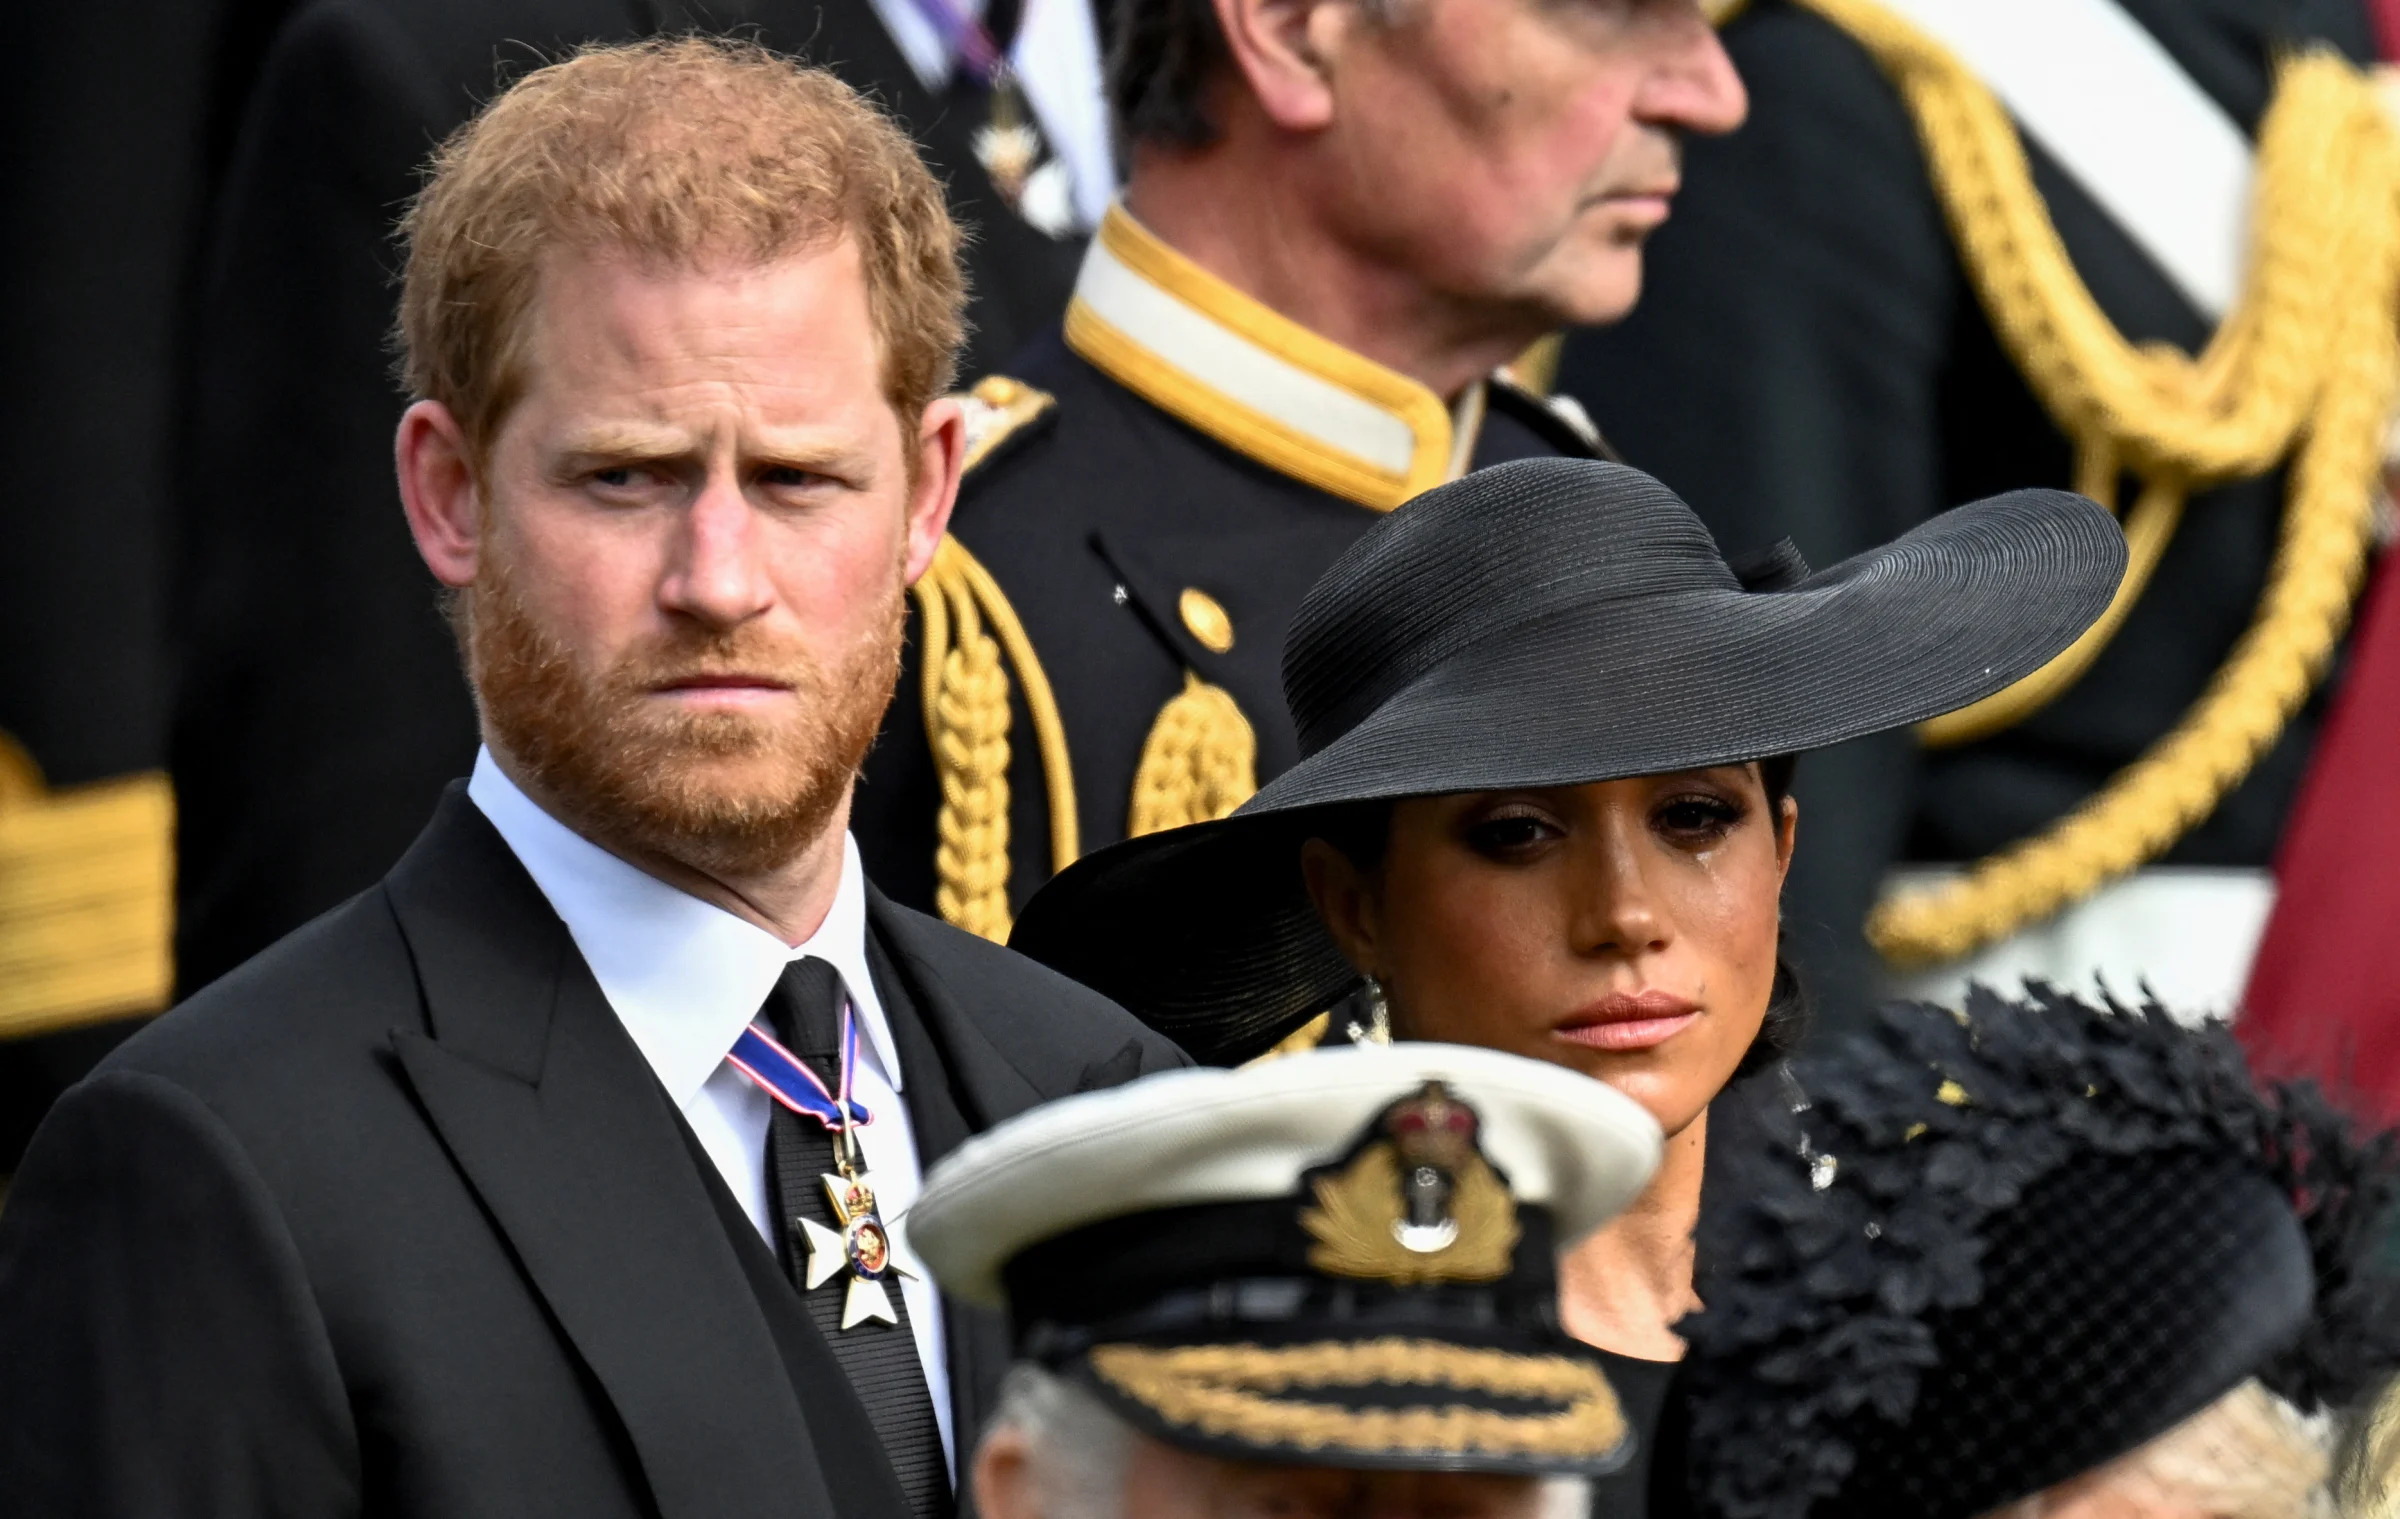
[1002,1196,1561,1346]
[1020,1273,1570,1363]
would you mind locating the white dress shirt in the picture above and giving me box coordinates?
[865,0,1118,232]
[468,749,954,1470]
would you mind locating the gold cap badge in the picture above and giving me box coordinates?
[1301,1081,1520,1285]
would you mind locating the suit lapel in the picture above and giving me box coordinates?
[382,791,841,1519]
[865,888,1047,1136]
[861,913,1013,1466]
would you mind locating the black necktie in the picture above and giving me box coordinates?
[763,957,951,1519]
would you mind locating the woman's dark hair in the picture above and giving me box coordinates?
[1307,755,1809,1074]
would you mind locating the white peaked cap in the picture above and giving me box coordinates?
[906,1041,1665,1309]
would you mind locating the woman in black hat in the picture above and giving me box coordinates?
[1679,986,2400,1519]
[1008,456,2124,1493]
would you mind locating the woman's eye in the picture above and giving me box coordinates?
[1463,813,1562,857]
[1655,796,1743,839]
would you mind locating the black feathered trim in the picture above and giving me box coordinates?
[1678,984,2400,1519]
[2255,1080,2400,1410]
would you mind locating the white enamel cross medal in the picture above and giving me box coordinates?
[797,1169,917,1329]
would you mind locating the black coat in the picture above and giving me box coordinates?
[853,331,1604,914]
[1555,0,2375,1011]
[171,0,1089,994]
[0,787,1186,1516]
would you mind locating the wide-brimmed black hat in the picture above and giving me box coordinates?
[906,1043,1666,1476]
[1677,987,2400,1519]
[1010,458,2125,1063]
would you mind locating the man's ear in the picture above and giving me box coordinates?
[1299,836,1381,979]
[396,399,482,588]
[904,396,967,587]
[1212,0,1354,133]
[971,1424,1041,1519]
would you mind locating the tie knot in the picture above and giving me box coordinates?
[767,956,848,1067]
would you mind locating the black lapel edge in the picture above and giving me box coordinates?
[863,889,1047,1131]
[383,790,840,1519]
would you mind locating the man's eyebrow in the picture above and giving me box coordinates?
[552,424,695,463]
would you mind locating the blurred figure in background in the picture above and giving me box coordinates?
[170,0,1118,997]
[849,0,1746,938]
[1558,0,2400,1046]
[0,0,303,1178]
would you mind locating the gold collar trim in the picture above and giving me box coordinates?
[1065,205,1467,510]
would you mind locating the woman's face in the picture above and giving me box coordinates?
[1302,767,1795,1137]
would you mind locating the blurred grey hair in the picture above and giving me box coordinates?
[980,1361,1594,1518]
[981,1364,1137,1519]
[1995,1380,2333,1519]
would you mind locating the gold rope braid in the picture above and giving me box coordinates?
[914,536,1080,941]
[912,376,1080,940]
[1127,672,1259,837]
[1088,1337,1628,1462]
[1793,0,2400,965]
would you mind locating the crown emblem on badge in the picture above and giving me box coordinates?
[1301,1081,1520,1285]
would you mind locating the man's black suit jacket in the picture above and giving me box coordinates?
[171,0,1091,994]
[0,788,1186,1516]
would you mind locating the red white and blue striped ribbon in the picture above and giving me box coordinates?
[725,1006,874,1132]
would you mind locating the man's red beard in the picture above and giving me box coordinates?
[466,554,903,880]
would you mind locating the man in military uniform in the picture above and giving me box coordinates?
[852,0,1749,935]
[906,1042,1666,1516]
[1557,0,2400,1018]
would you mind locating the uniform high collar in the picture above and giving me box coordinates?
[1064,204,1484,510]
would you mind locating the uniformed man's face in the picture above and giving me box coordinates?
[1310,0,1745,327]
[397,241,962,882]
[1302,767,1794,1140]
[976,1416,1577,1518]
[1118,1439,1572,1518]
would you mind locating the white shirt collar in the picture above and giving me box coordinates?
[466,748,902,1106]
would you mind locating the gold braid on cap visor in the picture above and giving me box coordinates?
[1087,1338,1628,1462]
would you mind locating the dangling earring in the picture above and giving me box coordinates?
[1344,976,1393,1046]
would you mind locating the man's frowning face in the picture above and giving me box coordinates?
[405,239,958,881]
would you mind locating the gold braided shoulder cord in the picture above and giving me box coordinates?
[914,537,1080,941]
[1796,0,2400,966]
[1128,673,1259,837]
[913,377,1080,941]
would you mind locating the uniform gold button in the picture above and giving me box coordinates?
[1179,588,1235,654]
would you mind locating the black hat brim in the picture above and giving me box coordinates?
[1012,488,2125,1064]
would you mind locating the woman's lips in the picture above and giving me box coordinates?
[1554,991,1702,1054]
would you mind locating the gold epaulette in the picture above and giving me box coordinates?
[1798,0,2400,965]
[0,731,174,1037]
[957,374,1056,474]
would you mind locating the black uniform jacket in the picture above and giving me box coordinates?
[0,787,1185,1517]
[1556,0,2375,1004]
[172,0,1090,994]
[853,205,1607,918]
